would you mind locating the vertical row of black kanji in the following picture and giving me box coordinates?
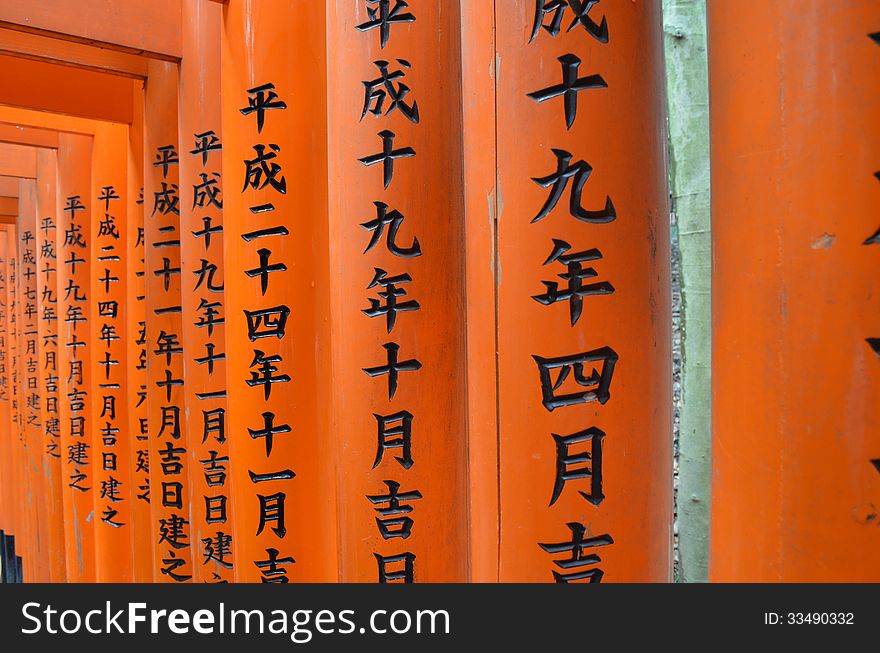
[528,0,617,583]
[19,200,41,578]
[20,225,38,466]
[61,195,91,510]
[93,180,128,534]
[37,214,59,492]
[237,82,296,582]
[132,188,150,521]
[149,138,191,582]
[356,0,424,584]
[186,127,233,582]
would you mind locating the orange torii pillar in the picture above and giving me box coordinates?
[126,81,152,584]
[325,1,469,582]
[144,60,193,583]
[35,148,66,583]
[180,0,232,583]
[56,132,96,583]
[709,1,880,581]
[461,2,672,581]
[5,222,29,580]
[221,0,338,582]
[17,178,48,582]
[90,122,134,582]
[0,227,14,576]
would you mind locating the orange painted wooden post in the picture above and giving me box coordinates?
[56,132,96,582]
[221,0,337,582]
[459,0,502,582]
[90,121,134,581]
[35,148,66,582]
[471,1,672,582]
[325,1,469,582]
[144,60,192,583]
[0,228,13,559]
[5,221,31,579]
[18,177,48,582]
[709,1,880,581]
[126,81,152,583]
[180,0,233,583]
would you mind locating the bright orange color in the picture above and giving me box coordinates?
[0,105,95,136]
[0,54,135,124]
[0,0,182,62]
[325,0,470,582]
[0,198,17,218]
[90,121,133,581]
[489,1,672,581]
[4,222,29,579]
[126,80,152,584]
[220,0,337,582]
[0,0,675,584]
[17,178,48,582]
[709,0,880,581]
[55,131,96,582]
[0,123,59,150]
[35,147,66,583]
[0,143,36,178]
[144,59,192,583]
[179,0,232,583]
[0,228,11,547]
[0,28,149,79]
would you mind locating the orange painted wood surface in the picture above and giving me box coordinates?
[0,54,135,124]
[0,0,679,584]
[0,176,19,196]
[17,178,48,582]
[487,1,672,582]
[126,81,152,584]
[0,197,17,216]
[35,147,66,582]
[0,106,95,136]
[0,0,182,62]
[326,0,470,582]
[0,228,11,545]
[179,0,233,583]
[0,123,59,150]
[0,225,22,569]
[5,222,31,579]
[0,26,149,79]
[709,0,880,581]
[144,60,192,583]
[90,121,134,581]
[0,143,36,179]
[220,0,337,582]
[55,131,96,582]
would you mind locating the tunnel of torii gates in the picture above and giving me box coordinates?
[0,0,875,584]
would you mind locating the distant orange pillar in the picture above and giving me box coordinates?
[56,132,96,582]
[17,178,48,582]
[221,0,337,582]
[465,1,671,582]
[0,228,13,546]
[90,121,134,581]
[180,0,233,583]
[325,0,470,582]
[709,1,880,581]
[144,60,192,583]
[6,222,31,580]
[126,82,152,583]
[35,148,66,582]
